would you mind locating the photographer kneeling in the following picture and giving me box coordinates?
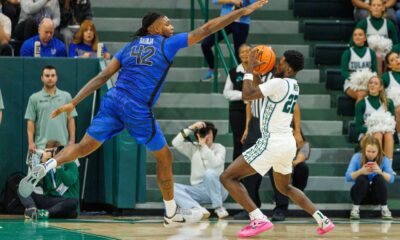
[19,140,79,219]
[172,121,229,219]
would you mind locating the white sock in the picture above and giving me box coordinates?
[312,210,325,225]
[164,199,177,217]
[352,205,360,211]
[44,158,58,173]
[381,205,389,211]
[249,208,265,220]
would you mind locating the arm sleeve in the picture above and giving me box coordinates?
[258,78,288,99]
[20,40,33,57]
[163,33,188,61]
[200,144,226,170]
[388,20,399,44]
[382,72,390,88]
[370,49,378,73]
[382,157,395,183]
[355,100,367,135]
[57,41,67,57]
[21,0,49,15]
[171,129,195,159]
[223,76,242,100]
[356,19,367,32]
[68,44,78,57]
[341,49,351,79]
[345,154,360,182]
[299,142,310,160]
[58,162,79,187]
[24,96,36,121]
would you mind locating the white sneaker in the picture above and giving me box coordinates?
[381,209,393,220]
[350,207,360,220]
[215,207,229,219]
[199,207,211,219]
[163,206,203,228]
[18,164,46,198]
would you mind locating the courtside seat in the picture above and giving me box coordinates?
[293,0,353,18]
[314,44,347,65]
[304,20,355,41]
[337,95,355,116]
[326,69,343,90]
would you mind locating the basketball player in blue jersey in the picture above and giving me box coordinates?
[18,0,268,227]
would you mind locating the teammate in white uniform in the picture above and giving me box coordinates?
[220,49,335,238]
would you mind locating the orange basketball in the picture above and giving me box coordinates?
[253,45,276,75]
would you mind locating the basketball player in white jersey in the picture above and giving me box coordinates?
[220,48,335,238]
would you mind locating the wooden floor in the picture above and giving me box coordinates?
[1,215,399,239]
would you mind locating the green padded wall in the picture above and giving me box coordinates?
[0,57,146,209]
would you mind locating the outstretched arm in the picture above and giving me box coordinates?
[187,0,267,46]
[51,58,121,118]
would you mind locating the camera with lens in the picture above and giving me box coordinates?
[194,122,218,140]
[28,145,64,167]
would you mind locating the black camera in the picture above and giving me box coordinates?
[194,122,218,140]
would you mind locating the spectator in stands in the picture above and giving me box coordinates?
[20,140,79,219]
[0,89,3,126]
[172,121,229,219]
[0,6,13,55]
[25,65,77,152]
[200,0,256,81]
[223,43,251,161]
[16,0,60,42]
[345,135,394,220]
[268,129,309,221]
[1,0,21,38]
[355,76,395,161]
[342,28,378,103]
[59,0,93,50]
[382,51,400,138]
[357,0,399,76]
[20,17,66,57]
[352,0,397,24]
[68,20,110,59]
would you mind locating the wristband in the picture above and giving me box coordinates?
[244,73,253,81]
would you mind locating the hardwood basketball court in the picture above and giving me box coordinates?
[1,215,399,239]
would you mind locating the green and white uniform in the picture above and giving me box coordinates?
[356,16,398,44]
[243,78,299,175]
[355,95,395,136]
[366,17,388,38]
[341,46,377,91]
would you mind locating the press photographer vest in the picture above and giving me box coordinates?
[348,47,372,71]
[228,65,246,111]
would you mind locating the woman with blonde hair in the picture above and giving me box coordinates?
[345,135,394,220]
[355,76,396,160]
[69,20,110,59]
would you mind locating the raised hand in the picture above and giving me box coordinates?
[51,102,75,119]
[242,0,268,16]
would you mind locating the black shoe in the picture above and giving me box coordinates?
[233,210,249,220]
[271,211,286,221]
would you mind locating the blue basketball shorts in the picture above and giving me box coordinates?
[86,88,167,151]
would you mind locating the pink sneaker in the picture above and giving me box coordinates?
[316,218,335,235]
[237,219,273,237]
